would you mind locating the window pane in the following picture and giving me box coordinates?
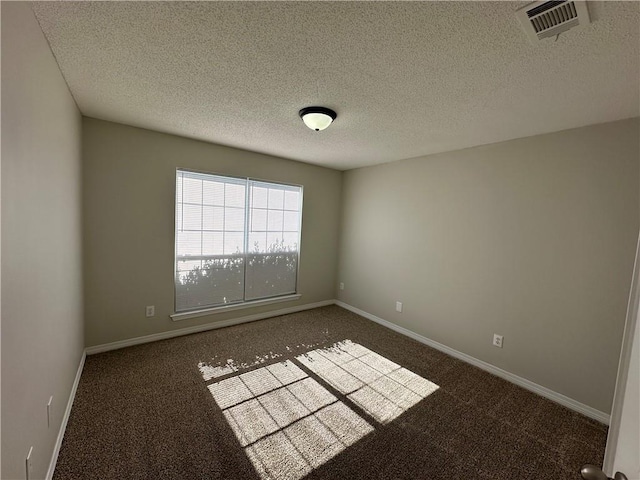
[226,183,246,208]
[245,253,297,301]
[268,189,284,209]
[202,232,224,256]
[246,182,301,301]
[213,206,224,230]
[249,232,267,253]
[224,232,244,255]
[251,209,267,231]
[183,204,202,231]
[284,190,300,211]
[225,207,245,232]
[283,232,299,250]
[182,177,202,203]
[203,206,215,231]
[203,180,225,206]
[283,211,299,232]
[252,187,268,208]
[267,210,284,231]
[176,257,245,310]
[266,232,284,251]
[177,231,201,256]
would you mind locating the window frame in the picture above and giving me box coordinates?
[172,168,304,318]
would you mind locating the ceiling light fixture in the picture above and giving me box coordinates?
[299,106,337,131]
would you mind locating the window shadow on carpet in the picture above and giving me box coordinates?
[202,340,439,480]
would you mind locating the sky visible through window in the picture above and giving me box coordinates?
[203,340,439,480]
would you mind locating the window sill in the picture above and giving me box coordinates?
[170,294,302,322]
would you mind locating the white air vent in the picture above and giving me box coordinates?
[517,1,590,43]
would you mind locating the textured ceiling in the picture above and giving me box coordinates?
[32,1,639,170]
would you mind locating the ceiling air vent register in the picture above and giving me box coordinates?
[517,1,590,43]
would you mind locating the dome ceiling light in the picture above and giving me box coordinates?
[299,106,337,131]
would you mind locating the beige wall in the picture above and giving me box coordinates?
[82,118,342,346]
[338,118,639,414]
[1,3,84,479]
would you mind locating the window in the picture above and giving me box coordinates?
[175,169,302,312]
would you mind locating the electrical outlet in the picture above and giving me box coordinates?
[145,305,155,317]
[493,334,504,348]
[47,396,53,428]
[395,301,403,313]
[339,282,344,291]
[26,446,33,480]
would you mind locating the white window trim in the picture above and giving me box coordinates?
[170,293,302,322]
[174,168,303,314]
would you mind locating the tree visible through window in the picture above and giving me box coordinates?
[175,169,302,312]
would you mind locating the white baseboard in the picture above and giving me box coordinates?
[46,299,609,479]
[85,299,335,355]
[47,350,86,480]
[335,300,611,425]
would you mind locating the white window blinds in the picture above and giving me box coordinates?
[175,170,302,312]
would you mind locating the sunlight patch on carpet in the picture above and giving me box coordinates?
[204,340,438,480]
[198,342,326,381]
[297,340,439,424]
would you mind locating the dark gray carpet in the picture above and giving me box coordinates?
[54,306,607,480]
